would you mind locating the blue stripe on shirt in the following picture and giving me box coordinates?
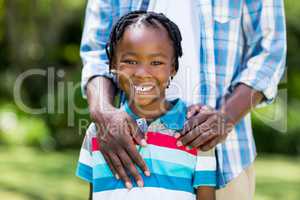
[92,158,194,179]
[193,171,217,187]
[93,173,194,193]
[76,162,93,183]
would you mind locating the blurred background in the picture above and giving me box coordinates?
[0,0,299,199]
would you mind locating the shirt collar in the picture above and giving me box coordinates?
[123,98,187,131]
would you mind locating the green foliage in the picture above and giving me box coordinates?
[252,100,300,155]
[0,103,54,150]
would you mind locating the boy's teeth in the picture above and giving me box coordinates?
[134,85,153,92]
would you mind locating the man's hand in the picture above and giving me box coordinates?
[86,77,150,189]
[94,108,150,189]
[176,104,233,151]
[176,84,264,151]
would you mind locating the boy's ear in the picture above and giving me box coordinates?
[170,58,177,76]
[110,57,117,68]
[171,69,176,78]
[110,60,117,73]
[171,64,177,77]
[109,64,117,75]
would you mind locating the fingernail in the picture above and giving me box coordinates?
[141,139,147,146]
[144,170,151,176]
[186,146,192,150]
[115,174,120,179]
[174,133,180,139]
[176,141,183,147]
[137,180,143,187]
[125,182,132,189]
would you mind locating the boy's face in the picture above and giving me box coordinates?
[113,24,176,108]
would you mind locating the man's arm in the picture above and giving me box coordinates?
[178,0,286,150]
[87,76,116,117]
[229,0,287,103]
[220,0,286,144]
[196,84,264,151]
[177,84,263,150]
[80,0,115,98]
[221,84,264,125]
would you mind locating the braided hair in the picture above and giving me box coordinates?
[106,10,183,72]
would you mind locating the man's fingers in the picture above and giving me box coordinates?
[178,128,199,147]
[102,153,119,179]
[127,118,147,146]
[181,115,200,135]
[108,152,132,189]
[199,105,214,113]
[118,150,144,187]
[186,103,213,119]
[123,136,150,177]
[120,119,149,176]
[188,130,216,149]
[181,111,215,135]
[199,123,231,151]
[199,136,220,151]
[181,114,201,134]
[179,116,214,146]
[187,104,202,119]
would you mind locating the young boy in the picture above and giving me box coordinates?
[76,11,216,200]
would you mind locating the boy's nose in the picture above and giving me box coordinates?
[134,65,152,77]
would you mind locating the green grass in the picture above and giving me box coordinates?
[0,146,87,200]
[0,146,299,200]
[255,155,300,200]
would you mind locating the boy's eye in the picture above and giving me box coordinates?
[151,61,163,66]
[122,60,138,65]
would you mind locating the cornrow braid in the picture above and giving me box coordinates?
[106,10,183,72]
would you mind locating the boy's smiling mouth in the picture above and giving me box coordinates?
[133,84,156,95]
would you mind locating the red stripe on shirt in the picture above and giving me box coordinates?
[146,132,197,156]
[91,132,197,156]
[92,138,99,151]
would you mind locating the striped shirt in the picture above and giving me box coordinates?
[76,99,217,200]
[80,0,287,188]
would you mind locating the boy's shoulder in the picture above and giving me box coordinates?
[153,98,188,132]
[84,122,98,139]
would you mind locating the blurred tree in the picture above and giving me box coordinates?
[1,0,87,149]
[4,0,84,67]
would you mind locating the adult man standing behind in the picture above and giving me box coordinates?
[80,0,286,199]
